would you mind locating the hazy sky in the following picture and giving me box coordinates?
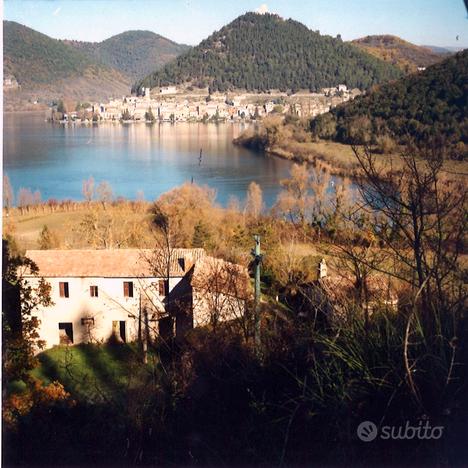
[3,0,467,47]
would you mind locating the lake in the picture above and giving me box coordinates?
[3,112,293,207]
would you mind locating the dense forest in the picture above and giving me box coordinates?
[3,21,114,85]
[134,13,402,94]
[3,21,130,104]
[66,31,190,82]
[310,50,468,159]
[3,22,189,106]
[350,35,448,73]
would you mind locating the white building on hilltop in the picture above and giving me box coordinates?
[23,249,250,350]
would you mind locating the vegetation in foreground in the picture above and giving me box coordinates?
[2,139,467,466]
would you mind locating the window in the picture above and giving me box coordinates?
[123,281,134,298]
[178,257,186,272]
[90,285,98,297]
[158,279,169,296]
[59,282,69,298]
[58,322,73,344]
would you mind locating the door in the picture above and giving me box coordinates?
[112,320,126,342]
[158,317,174,342]
[58,322,73,344]
[119,321,126,343]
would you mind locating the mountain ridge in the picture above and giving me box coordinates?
[3,21,189,108]
[135,12,403,94]
[65,30,190,81]
[3,20,130,108]
[350,34,450,73]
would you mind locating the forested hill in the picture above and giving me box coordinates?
[66,31,190,82]
[134,12,402,94]
[350,35,448,73]
[310,50,468,160]
[3,21,130,105]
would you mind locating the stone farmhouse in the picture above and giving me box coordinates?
[24,249,250,349]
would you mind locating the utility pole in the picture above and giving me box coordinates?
[251,235,262,353]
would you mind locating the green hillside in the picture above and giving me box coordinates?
[351,35,447,73]
[67,30,190,81]
[310,50,468,160]
[134,12,402,94]
[3,21,130,104]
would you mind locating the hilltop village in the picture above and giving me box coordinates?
[47,85,362,123]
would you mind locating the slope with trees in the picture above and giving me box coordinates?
[310,50,468,160]
[350,35,449,73]
[3,21,130,106]
[134,12,402,94]
[66,30,190,82]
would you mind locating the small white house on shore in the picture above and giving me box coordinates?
[23,249,250,350]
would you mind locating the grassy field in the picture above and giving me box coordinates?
[268,139,468,177]
[5,204,151,250]
[12,344,159,402]
[7,209,89,249]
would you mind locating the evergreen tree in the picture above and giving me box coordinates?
[192,221,212,248]
[38,225,60,250]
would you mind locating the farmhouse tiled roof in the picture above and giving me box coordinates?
[190,255,252,299]
[24,249,206,278]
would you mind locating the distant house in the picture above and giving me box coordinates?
[3,75,19,90]
[23,249,250,349]
[159,86,177,95]
[277,257,397,323]
[320,269,399,321]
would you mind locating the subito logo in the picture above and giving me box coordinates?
[357,421,378,442]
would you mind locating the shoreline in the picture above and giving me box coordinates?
[234,133,468,180]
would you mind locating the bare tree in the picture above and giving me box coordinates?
[33,190,41,207]
[347,141,467,408]
[190,256,251,337]
[17,188,34,214]
[96,181,113,210]
[244,182,264,219]
[351,142,466,317]
[82,176,95,204]
[3,174,14,214]
[308,162,331,239]
[275,163,313,229]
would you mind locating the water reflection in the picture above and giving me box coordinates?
[4,113,292,206]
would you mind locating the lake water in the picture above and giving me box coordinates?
[3,112,293,207]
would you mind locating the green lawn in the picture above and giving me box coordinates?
[21,343,161,402]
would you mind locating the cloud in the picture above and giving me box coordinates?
[255,3,269,14]
[53,6,61,16]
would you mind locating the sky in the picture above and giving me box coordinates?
[3,0,468,48]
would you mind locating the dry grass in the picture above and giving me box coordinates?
[4,204,151,250]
